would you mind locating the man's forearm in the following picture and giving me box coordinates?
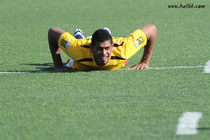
[140,40,154,64]
[49,45,63,68]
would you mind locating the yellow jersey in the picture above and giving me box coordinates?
[58,29,147,70]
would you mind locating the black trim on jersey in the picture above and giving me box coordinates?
[81,42,124,48]
[77,58,93,62]
[111,56,126,60]
[78,57,125,63]
[114,42,124,47]
[81,45,90,48]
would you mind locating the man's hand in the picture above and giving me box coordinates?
[127,62,149,70]
[55,66,66,72]
[55,66,77,72]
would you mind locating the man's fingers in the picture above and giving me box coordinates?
[138,66,148,70]
[139,66,145,70]
[55,67,64,72]
[127,63,149,70]
[55,66,77,72]
[128,66,148,70]
[128,65,137,70]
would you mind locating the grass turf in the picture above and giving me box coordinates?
[0,0,210,139]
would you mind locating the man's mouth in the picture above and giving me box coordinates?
[100,57,107,61]
[95,56,109,66]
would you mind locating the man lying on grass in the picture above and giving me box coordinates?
[48,24,157,71]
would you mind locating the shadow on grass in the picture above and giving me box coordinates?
[23,63,53,67]
[3,63,120,73]
[19,63,79,73]
[197,127,210,131]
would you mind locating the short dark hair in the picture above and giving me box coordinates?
[91,29,113,47]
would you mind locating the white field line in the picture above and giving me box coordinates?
[118,65,203,71]
[203,60,210,73]
[0,71,49,74]
[0,71,27,74]
[127,65,203,70]
[176,112,202,135]
[0,65,204,74]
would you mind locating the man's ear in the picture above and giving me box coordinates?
[111,43,114,51]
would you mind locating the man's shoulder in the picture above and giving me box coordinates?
[112,37,125,47]
[72,38,92,48]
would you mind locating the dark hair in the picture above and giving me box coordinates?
[91,29,112,47]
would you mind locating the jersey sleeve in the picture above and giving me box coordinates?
[58,32,91,60]
[113,29,147,59]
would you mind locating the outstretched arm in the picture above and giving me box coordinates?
[48,27,73,72]
[128,24,157,70]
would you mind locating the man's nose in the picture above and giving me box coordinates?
[102,49,106,55]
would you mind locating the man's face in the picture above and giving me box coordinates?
[91,40,113,66]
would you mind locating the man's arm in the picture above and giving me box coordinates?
[128,24,157,70]
[48,27,73,72]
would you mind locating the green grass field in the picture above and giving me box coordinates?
[0,0,210,139]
